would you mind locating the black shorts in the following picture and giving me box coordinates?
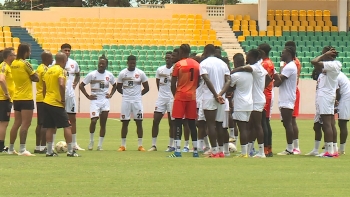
[36,102,45,125]
[13,100,34,111]
[0,100,12,121]
[43,103,71,129]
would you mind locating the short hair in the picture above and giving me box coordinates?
[16,43,30,60]
[127,55,137,61]
[3,47,14,59]
[191,56,201,63]
[248,49,261,59]
[190,53,197,57]
[258,43,272,56]
[179,44,191,55]
[61,43,71,50]
[173,48,179,53]
[204,44,216,55]
[322,46,338,57]
[285,41,296,49]
[99,54,108,66]
[166,51,172,55]
[233,53,245,62]
[284,46,296,58]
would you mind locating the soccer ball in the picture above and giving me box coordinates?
[55,141,68,153]
[228,143,237,153]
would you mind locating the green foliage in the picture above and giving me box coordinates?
[0,0,31,10]
[137,0,241,5]
[135,0,170,4]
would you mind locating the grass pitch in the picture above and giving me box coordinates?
[1,118,349,197]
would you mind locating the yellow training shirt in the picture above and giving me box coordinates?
[11,59,35,101]
[0,62,15,102]
[43,65,66,108]
[36,64,48,102]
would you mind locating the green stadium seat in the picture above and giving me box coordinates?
[301,67,309,74]
[158,46,166,51]
[138,56,147,61]
[166,46,174,50]
[102,45,110,50]
[150,46,158,50]
[142,46,150,50]
[139,50,147,56]
[155,56,163,61]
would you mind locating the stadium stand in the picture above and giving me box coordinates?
[0,26,20,51]
[23,14,227,76]
[231,10,349,78]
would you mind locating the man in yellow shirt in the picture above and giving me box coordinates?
[43,52,80,157]
[34,51,53,154]
[8,43,39,156]
[0,47,16,152]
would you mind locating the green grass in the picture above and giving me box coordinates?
[1,119,350,196]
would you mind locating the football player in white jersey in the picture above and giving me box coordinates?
[336,71,350,154]
[231,49,269,158]
[79,55,117,151]
[310,46,341,157]
[274,47,298,155]
[51,43,84,151]
[229,53,253,158]
[116,55,149,151]
[148,52,174,152]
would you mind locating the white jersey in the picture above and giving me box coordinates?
[82,70,116,100]
[117,68,148,101]
[200,57,230,100]
[196,77,205,102]
[316,61,342,98]
[230,72,253,111]
[337,72,350,97]
[279,61,297,104]
[251,62,267,104]
[156,65,173,100]
[52,58,80,98]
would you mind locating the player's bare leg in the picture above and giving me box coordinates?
[165,112,175,152]
[262,110,269,155]
[236,120,249,157]
[204,110,222,157]
[119,120,129,151]
[69,113,84,151]
[339,119,348,154]
[306,122,323,156]
[35,124,46,153]
[182,119,190,152]
[149,112,164,151]
[17,110,34,156]
[247,120,256,156]
[250,111,265,158]
[229,114,237,142]
[197,120,206,152]
[135,120,145,151]
[292,117,300,154]
[222,126,230,156]
[168,118,183,157]
[187,119,198,156]
[46,128,57,156]
[96,111,108,151]
[321,115,336,157]
[8,111,21,154]
[88,117,99,150]
[277,108,294,155]
[331,116,338,155]
[0,121,9,152]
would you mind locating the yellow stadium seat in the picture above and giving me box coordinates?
[309,21,316,26]
[179,14,187,19]
[172,14,179,19]
[283,10,290,21]
[2,26,10,32]
[323,10,331,21]
[243,31,250,36]
[3,32,11,37]
[267,10,274,15]
[301,21,308,26]
[177,29,185,35]
[306,26,314,31]
[209,29,216,35]
[187,14,195,20]
[267,26,274,31]
[307,10,315,21]
[185,29,192,35]
[243,15,250,20]
[331,26,338,31]
[285,21,292,26]
[202,34,209,40]
[275,10,282,15]
[187,19,195,25]
[298,26,306,31]
[249,25,256,31]
[60,18,68,22]
[325,21,332,26]
[282,26,290,31]
[197,40,206,46]
[267,31,274,36]
[274,26,282,32]
[203,20,211,25]
[203,24,211,29]
[290,26,298,31]
[315,10,323,21]
[276,20,284,26]
[315,26,322,32]
[269,20,276,26]
[193,29,201,35]
[202,29,209,35]
[179,24,187,29]
[4,37,12,42]
[0,43,4,49]
[250,31,258,36]
[241,25,248,31]
[275,14,282,21]
[259,31,266,36]
[232,26,240,31]
[322,26,330,31]
[195,20,203,25]
[195,14,202,20]
[228,15,234,21]
[235,15,243,20]
[275,31,282,37]
[107,18,115,23]
[241,20,249,26]
[214,40,222,46]
[299,10,307,21]
[316,21,324,26]
[233,20,241,26]
[189,40,197,46]
[267,15,275,21]
[249,20,256,26]
[237,36,245,42]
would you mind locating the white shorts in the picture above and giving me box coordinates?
[155,98,173,114]
[278,101,295,110]
[120,99,143,120]
[197,100,206,121]
[314,102,323,124]
[253,103,265,112]
[202,98,225,122]
[222,111,229,128]
[316,96,335,115]
[90,99,110,118]
[338,98,350,120]
[65,96,77,114]
[233,111,251,122]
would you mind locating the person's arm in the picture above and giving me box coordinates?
[219,75,231,96]
[25,61,39,82]
[108,83,118,98]
[274,64,294,87]
[79,82,97,100]
[0,73,10,100]
[171,63,179,96]
[141,81,149,96]
[265,74,272,88]
[116,72,123,95]
[43,81,46,98]
[58,77,66,105]
[156,78,160,91]
[273,73,287,87]
[73,63,80,89]
[230,65,253,74]
[311,50,336,70]
[201,74,219,98]
[336,88,341,102]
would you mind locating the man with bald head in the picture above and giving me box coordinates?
[34,51,53,154]
[43,52,80,157]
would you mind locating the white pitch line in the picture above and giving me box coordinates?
[108,118,121,122]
